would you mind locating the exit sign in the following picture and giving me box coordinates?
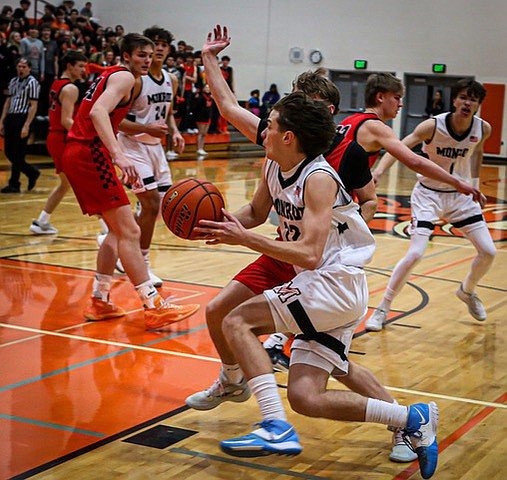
[354,60,367,70]
[432,63,447,73]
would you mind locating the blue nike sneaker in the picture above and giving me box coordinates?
[220,419,302,457]
[403,402,439,479]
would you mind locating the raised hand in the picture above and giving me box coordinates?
[203,25,231,56]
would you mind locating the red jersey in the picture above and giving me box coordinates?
[338,112,383,168]
[48,78,73,133]
[68,66,133,142]
[183,64,195,91]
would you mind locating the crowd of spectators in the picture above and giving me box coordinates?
[0,0,245,134]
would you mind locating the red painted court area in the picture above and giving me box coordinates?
[0,260,221,479]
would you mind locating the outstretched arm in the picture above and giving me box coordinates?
[369,121,486,205]
[202,25,260,142]
[195,172,338,270]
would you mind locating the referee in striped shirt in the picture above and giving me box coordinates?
[0,57,41,193]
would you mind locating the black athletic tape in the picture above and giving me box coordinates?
[288,300,348,362]
[452,214,484,229]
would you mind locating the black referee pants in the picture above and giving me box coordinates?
[4,113,38,188]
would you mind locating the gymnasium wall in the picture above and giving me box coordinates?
[93,0,507,156]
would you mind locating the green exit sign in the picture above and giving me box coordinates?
[432,63,447,73]
[354,60,368,70]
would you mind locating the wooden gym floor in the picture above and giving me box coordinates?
[0,152,506,479]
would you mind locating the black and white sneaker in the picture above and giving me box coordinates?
[265,346,290,373]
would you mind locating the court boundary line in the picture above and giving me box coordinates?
[169,448,333,479]
[1,322,505,410]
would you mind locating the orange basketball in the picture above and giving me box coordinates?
[161,178,225,240]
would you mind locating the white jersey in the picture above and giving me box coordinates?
[419,112,483,191]
[265,155,375,273]
[122,70,174,145]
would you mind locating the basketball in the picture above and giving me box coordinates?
[161,178,225,240]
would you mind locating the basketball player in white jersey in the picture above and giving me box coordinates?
[188,92,439,479]
[367,79,496,331]
[116,26,184,286]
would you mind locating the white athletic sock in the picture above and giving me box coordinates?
[248,373,286,422]
[221,363,243,384]
[263,333,289,349]
[135,280,160,308]
[38,210,51,224]
[93,273,112,302]
[365,398,408,428]
[378,287,396,311]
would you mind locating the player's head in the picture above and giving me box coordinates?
[60,50,87,80]
[271,91,335,159]
[143,26,173,64]
[292,70,340,114]
[119,33,154,76]
[142,26,174,45]
[451,79,486,105]
[119,33,154,61]
[364,72,403,108]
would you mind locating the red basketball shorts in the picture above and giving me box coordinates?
[46,131,66,173]
[62,138,130,216]
[233,254,296,295]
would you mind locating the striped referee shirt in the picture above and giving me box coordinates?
[7,75,40,115]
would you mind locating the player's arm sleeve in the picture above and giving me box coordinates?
[348,143,372,190]
[256,118,267,147]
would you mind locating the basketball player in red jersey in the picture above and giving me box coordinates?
[185,25,419,464]
[61,33,199,329]
[338,72,485,206]
[30,51,87,235]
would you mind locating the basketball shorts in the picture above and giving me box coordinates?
[118,134,172,194]
[62,138,130,216]
[410,182,485,236]
[263,265,368,376]
[46,131,66,173]
[233,254,296,295]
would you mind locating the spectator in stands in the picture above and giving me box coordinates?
[57,29,75,55]
[81,29,96,57]
[8,31,22,55]
[1,6,13,19]
[181,52,198,133]
[220,55,234,91]
[104,30,119,57]
[247,89,261,117]
[425,89,445,118]
[80,2,93,19]
[0,27,17,112]
[115,24,124,39]
[165,54,181,82]
[103,47,115,66]
[20,24,44,80]
[67,8,79,29]
[40,4,56,24]
[191,83,213,156]
[59,0,75,16]
[8,18,25,36]
[13,0,31,33]
[0,15,9,41]
[261,83,280,118]
[176,40,186,54]
[52,8,70,31]
[38,23,59,116]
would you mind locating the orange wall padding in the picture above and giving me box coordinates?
[481,83,505,155]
